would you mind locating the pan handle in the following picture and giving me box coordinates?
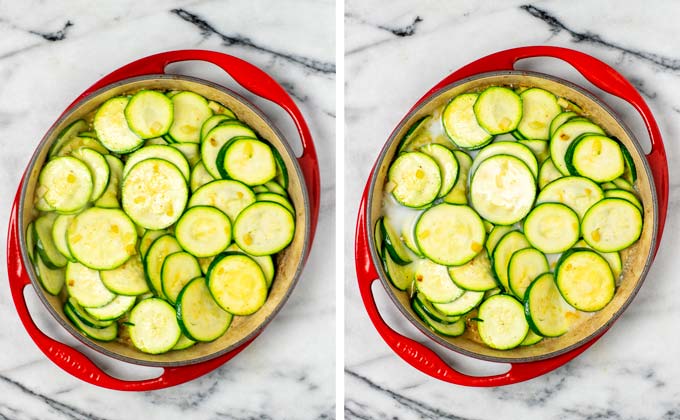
[6,186,253,391]
[421,46,667,253]
[71,50,320,249]
[356,175,603,386]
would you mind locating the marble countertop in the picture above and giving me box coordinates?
[345,1,680,419]
[0,0,335,418]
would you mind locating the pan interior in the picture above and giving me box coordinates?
[367,72,657,363]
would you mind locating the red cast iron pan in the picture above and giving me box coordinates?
[355,46,668,386]
[6,50,320,391]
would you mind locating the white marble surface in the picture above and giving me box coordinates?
[345,1,680,418]
[0,0,335,418]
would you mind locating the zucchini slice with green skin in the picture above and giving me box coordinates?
[524,203,580,254]
[473,86,523,135]
[536,176,604,219]
[477,294,528,350]
[208,253,268,315]
[518,139,550,164]
[190,161,215,193]
[35,214,68,269]
[520,330,543,346]
[415,204,486,266]
[256,192,294,214]
[485,225,514,255]
[168,91,213,143]
[550,119,605,175]
[170,143,201,167]
[263,180,287,197]
[64,303,118,342]
[492,231,530,292]
[620,143,637,183]
[51,214,76,262]
[381,244,415,291]
[600,182,616,190]
[511,130,525,140]
[442,93,493,149]
[71,148,110,201]
[122,158,188,230]
[517,88,561,140]
[175,206,232,258]
[557,97,583,112]
[574,240,622,278]
[66,298,114,328]
[124,90,174,139]
[270,144,289,189]
[565,135,624,182]
[226,243,275,288]
[470,155,536,225]
[604,189,643,211]
[413,293,461,324]
[447,250,497,292]
[129,298,181,354]
[442,151,472,205]
[189,180,256,223]
[25,222,37,264]
[177,277,233,342]
[139,230,166,260]
[66,207,137,270]
[221,138,277,186]
[207,100,236,118]
[400,212,423,257]
[397,115,432,152]
[82,294,135,321]
[555,249,615,312]
[538,158,563,189]
[76,131,96,138]
[35,253,65,295]
[581,198,643,252]
[161,251,202,304]
[507,247,549,300]
[549,111,578,137]
[381,217,412,265]
[56,136,109,158]
[38,156,93,213]
[388,152,441,208]
[172,334,196,351]
[123,145,191,181]
[469,141,538,179]
[432,290,484,316]
[48,119,89,158]
[95,155,124,208]
[100,254,149,296]
[525,273,568,337]
[412,298,466,337]
[419,144,458,197]
[374,218,384,258]
[612,177,635,192]
[201,123,257,178]
[66,262,116,308]
[414,259,463,303]
[201,114,235,141]
[94,97,144,153]
[145,137,168,146]
[233,202,295,256]
[145,234,183,297]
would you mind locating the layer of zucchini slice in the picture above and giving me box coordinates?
[412,298,465,337]
[507,247,549,300]
[208,253,268,315]
[388,152,441,208]
[175,206,232,258]
[447,250,497,292]
[516,88,561,140]
[94,97,144,153]
[477,295,529,350]
[442,93,492,149]
[100,254,149,296]
[129,298,181,354]
[473,86,523,135]
[414,259,463,303]
[581,198,643,252]
[469,141,538,179]
[124,90,174,139]
[37,156,93,213]
[550,119,604,175]
[524,202,580,254]
[555,249,615,312]
[233,202,295,256]
[419,143,458,197]
[168,91,213,143]
[442,150,472,204]
[177,277,232,342]
[201,123,257,178]
[220,138,277,186]
[565,134,624,182]
[525,273,568,337]
[189,180,256,223]
[536,176,603,220]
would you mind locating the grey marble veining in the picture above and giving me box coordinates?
[345,1,680,419]
[0,0,335,418]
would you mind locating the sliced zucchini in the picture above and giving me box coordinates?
[170,142,201,167]
[94,97,144,153]
[520,330,543,346]
[189,180,256,223]
[477,295,528,350]
[525,273,568,337]
[419,143,458,197]
[469,141,538,179]
[549,111,578,137]
[516,88,561,140]
[374,218,384,257]
[190,161,215,193]
[220,138,277,186]
[581,198,643,252]
[94,155,124,208]
[492,231,530,291]
[175,206,232,258]
[37,156,93,213]
[207,253,268,315]
[538,158,563,189]
[48,119,88,158]
[161,251,202,304]
[145,234,183,297]
[536,176,604,219]
[35,253,65,295]
[400,212,422,257]
[414,259,463,303]
[71,148,110,201]
[65,262,116,308]
[555,249,615,311]
[123,144,190,181]
[233,202,295,256]
[139,230,166,260]
[415,204,485,266]
[122,158,188,230]
[25,222,37,263]
[397,115,432,152]
[442,93,492,149]
[100,254,149,296]
[574,240,622,278]
[381,244,415,291]
[198,256,214,275]
[524,203,580,253]
[485,226,515,256]
[518,139,550,164]
[64,303,118,342]
[168,91,213,143]
[51,214,76,262]
[381,217,412,265]
[263,181,287,197]
[412,298,465,337]
[442,151,472,205]
[82,294,135,321]
[600,182,616,190]
[226,243,275,288]
[55,136,109,157]
[550,119,605,175]
[387,152,441,208]
[34,214,68,269]
[447,250,497,291]
[612,177,635,192]
[201,114,235,141]
[473,86,523,135]
[144,137,169,146]
[565,135,624,182]
[66,298,115,328]
[66,207,137,270]
[507,247,549,300]
[172,334,196,351]
[432,290,484,316]
[256,192,294,214]
[620,143,637,184]
[129,298,181,354]
[201,123,257,178]
[124,90,174,139]
[604,189,643,211]
[177,277,232,342]
[413,293,462,324]
[207,100,236,118]
[261,140,289,189]
[469,155,536,225]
